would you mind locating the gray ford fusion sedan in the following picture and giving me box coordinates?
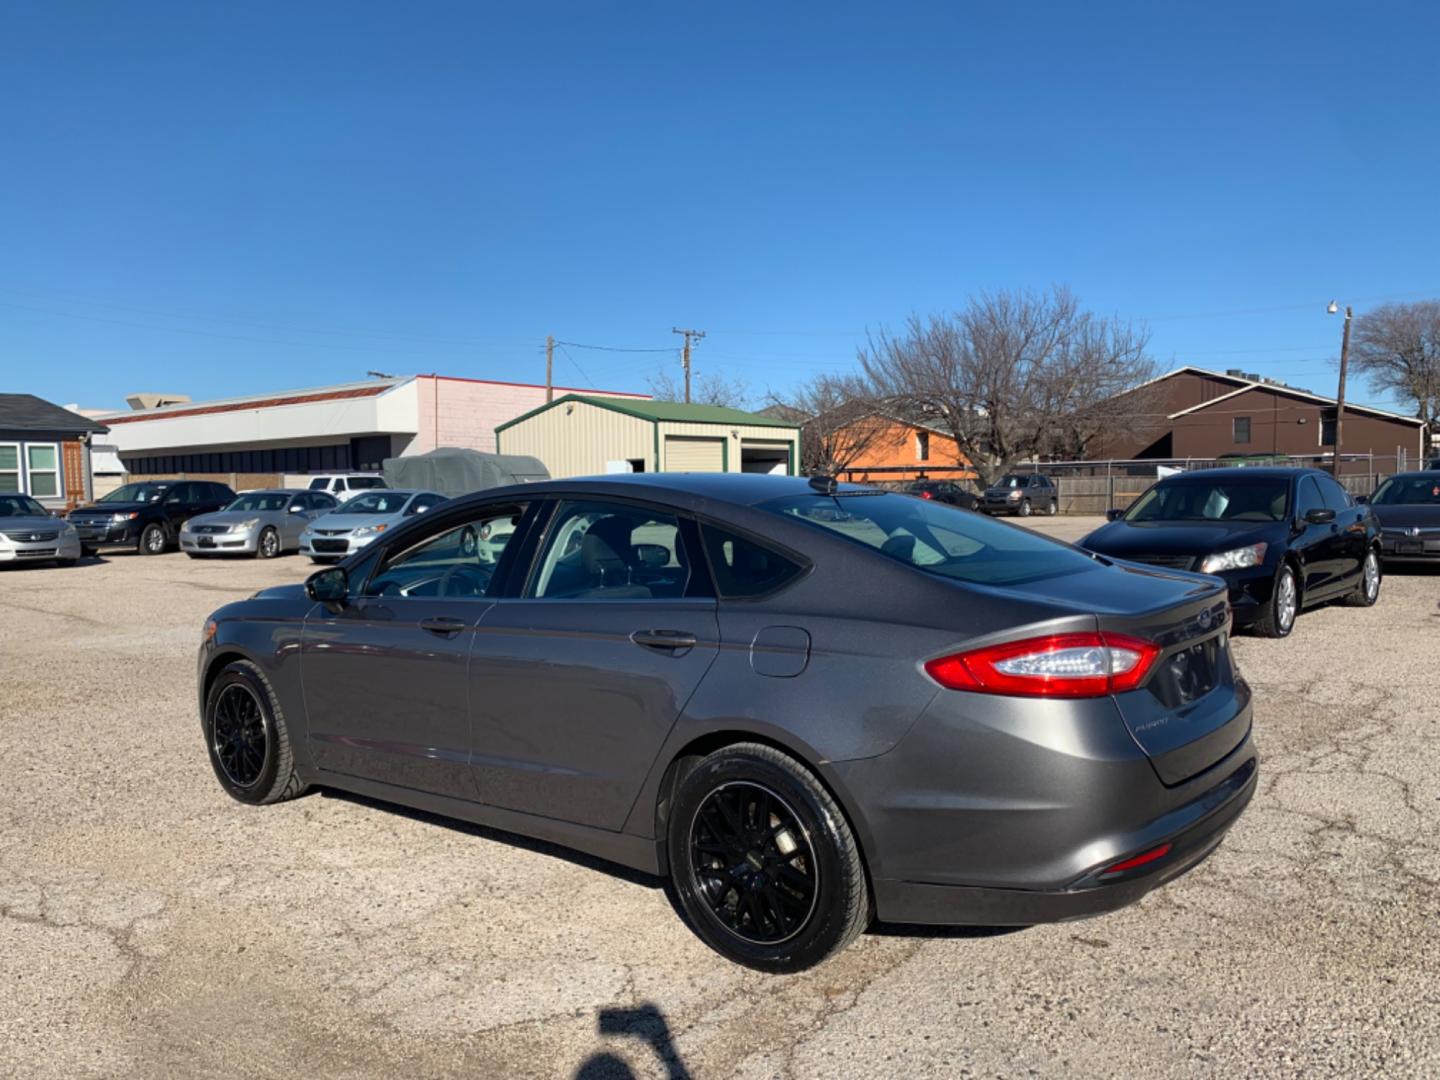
[199,473,1257,972]
[181,488,340,559]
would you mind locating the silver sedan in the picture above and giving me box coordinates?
[181,489,340,559]
[0,493,82,566]
[300,489,447,562]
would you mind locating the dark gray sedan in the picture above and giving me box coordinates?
[198,474,1256,971]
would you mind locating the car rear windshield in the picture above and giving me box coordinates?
[333,491,411,514]
[1124,478,1289,522]
[1371,475,1440,505]
[758,492,1098,586]
[97,482,169,504]
[347,476,386,489]
[226,492,291,513]
[0,494,47,517]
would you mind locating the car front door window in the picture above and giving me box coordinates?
[367,506,526,599]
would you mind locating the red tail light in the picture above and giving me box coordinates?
[924,632,1161,698]
[919,490,934,499]
[1099,842,1172,877]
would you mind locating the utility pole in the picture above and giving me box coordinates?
[672,327,705,403]
[545,335,555,403]
[1328,302,1353,477]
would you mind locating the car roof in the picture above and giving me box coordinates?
[444,472,881,512]
[1383,469,1440,480]
[1157,467,1318,482]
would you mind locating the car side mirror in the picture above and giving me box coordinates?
[1354,494,1368,504]
[306,566,349,605]
[289,504,305,513]
[1304,508,1336,525]
[1105,508,1124,522]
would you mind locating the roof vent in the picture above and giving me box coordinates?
[125,392,191,411]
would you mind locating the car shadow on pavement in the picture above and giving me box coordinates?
[316,788,667,889]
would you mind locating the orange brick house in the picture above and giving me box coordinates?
[830,414,975,484]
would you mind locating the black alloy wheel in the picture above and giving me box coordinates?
[689,781,819,945]
[203,660,306,804]
[212,683,268,788]
[668,742,870,972]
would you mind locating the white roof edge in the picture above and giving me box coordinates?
[93,376,413,421]
[1145,365,1424,425]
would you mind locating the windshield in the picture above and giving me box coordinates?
[332,491,411,515]
[0,494,48,517]
[1124,478,1289,523]
[226,492,292,513]
[991,475,1026,489]
[1371,475,1440,506]
[758,492,1098,586]
[347,476,386,489]
[97,483,169,504]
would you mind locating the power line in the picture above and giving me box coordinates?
[555,343,596,389]
[553,339,677,353]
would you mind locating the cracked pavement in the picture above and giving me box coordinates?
[1,521,1436,1078]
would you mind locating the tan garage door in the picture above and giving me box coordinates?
[664,436,725,472]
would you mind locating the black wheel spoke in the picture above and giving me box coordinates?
[688,781,818,945]
[210,684,268,787]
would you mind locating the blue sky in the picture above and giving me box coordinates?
[3,2,1437,413]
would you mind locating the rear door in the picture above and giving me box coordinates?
[466,498,720,829]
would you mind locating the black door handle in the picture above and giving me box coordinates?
[631,629,698,651]
[420,616,467,636]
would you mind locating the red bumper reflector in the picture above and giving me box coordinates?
[1100,842,1173,876]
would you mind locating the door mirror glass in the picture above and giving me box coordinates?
[289,504,305,513]
[306,566,349,603]
[1354,494,1368,504]
[1106,507,1124,521]
[1304,507,1336,525]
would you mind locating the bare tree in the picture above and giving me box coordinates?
[1349,301,1440,453]
[857,287,1157,485]
[647,367,752,409]
[770,374,892,474]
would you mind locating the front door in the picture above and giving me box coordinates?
[1292,475,1346,595]
[301,502,530,799]
[468,499,720,830]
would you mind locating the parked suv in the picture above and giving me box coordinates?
[68,480,236,555]
[981,473,1059,517]
[306,474,388,497]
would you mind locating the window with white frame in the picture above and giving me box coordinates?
[24,443,61,498]
[915,431,930,461]
[0,443,19,491]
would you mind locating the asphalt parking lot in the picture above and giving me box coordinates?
[2,521,1437,1079]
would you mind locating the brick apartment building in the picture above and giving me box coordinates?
[1089,366,1427,473]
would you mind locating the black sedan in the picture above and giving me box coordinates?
[905,479,979,510]
[1364,470,1440,565]
[200,473,1256,971]
[1080,468,1381,638]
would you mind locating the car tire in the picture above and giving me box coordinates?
[1344,548,1382,607]
[1255,563,1298,639]
[1046,499,1058,516]
[666,742,871,973]
[139,523,167,555]
[1018,499,1032,517]
[257,527,281,560]
[203,660,307,805]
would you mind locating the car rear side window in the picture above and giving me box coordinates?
[760,492,1098,586]
[308,478,328,491]
[701,525,805,598]
[529,501,693,600]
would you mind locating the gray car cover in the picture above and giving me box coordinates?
[382,448,550,496]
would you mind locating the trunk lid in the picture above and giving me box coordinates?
[1001,562,1249,785]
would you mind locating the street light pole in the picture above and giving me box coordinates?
[1328,301,1353,478]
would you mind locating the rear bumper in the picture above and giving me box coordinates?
[870,753,1256,925]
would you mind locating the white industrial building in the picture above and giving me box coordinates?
[96,374,646,481]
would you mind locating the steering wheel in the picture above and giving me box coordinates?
[439,563,492,598]
[459,525,479,558]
